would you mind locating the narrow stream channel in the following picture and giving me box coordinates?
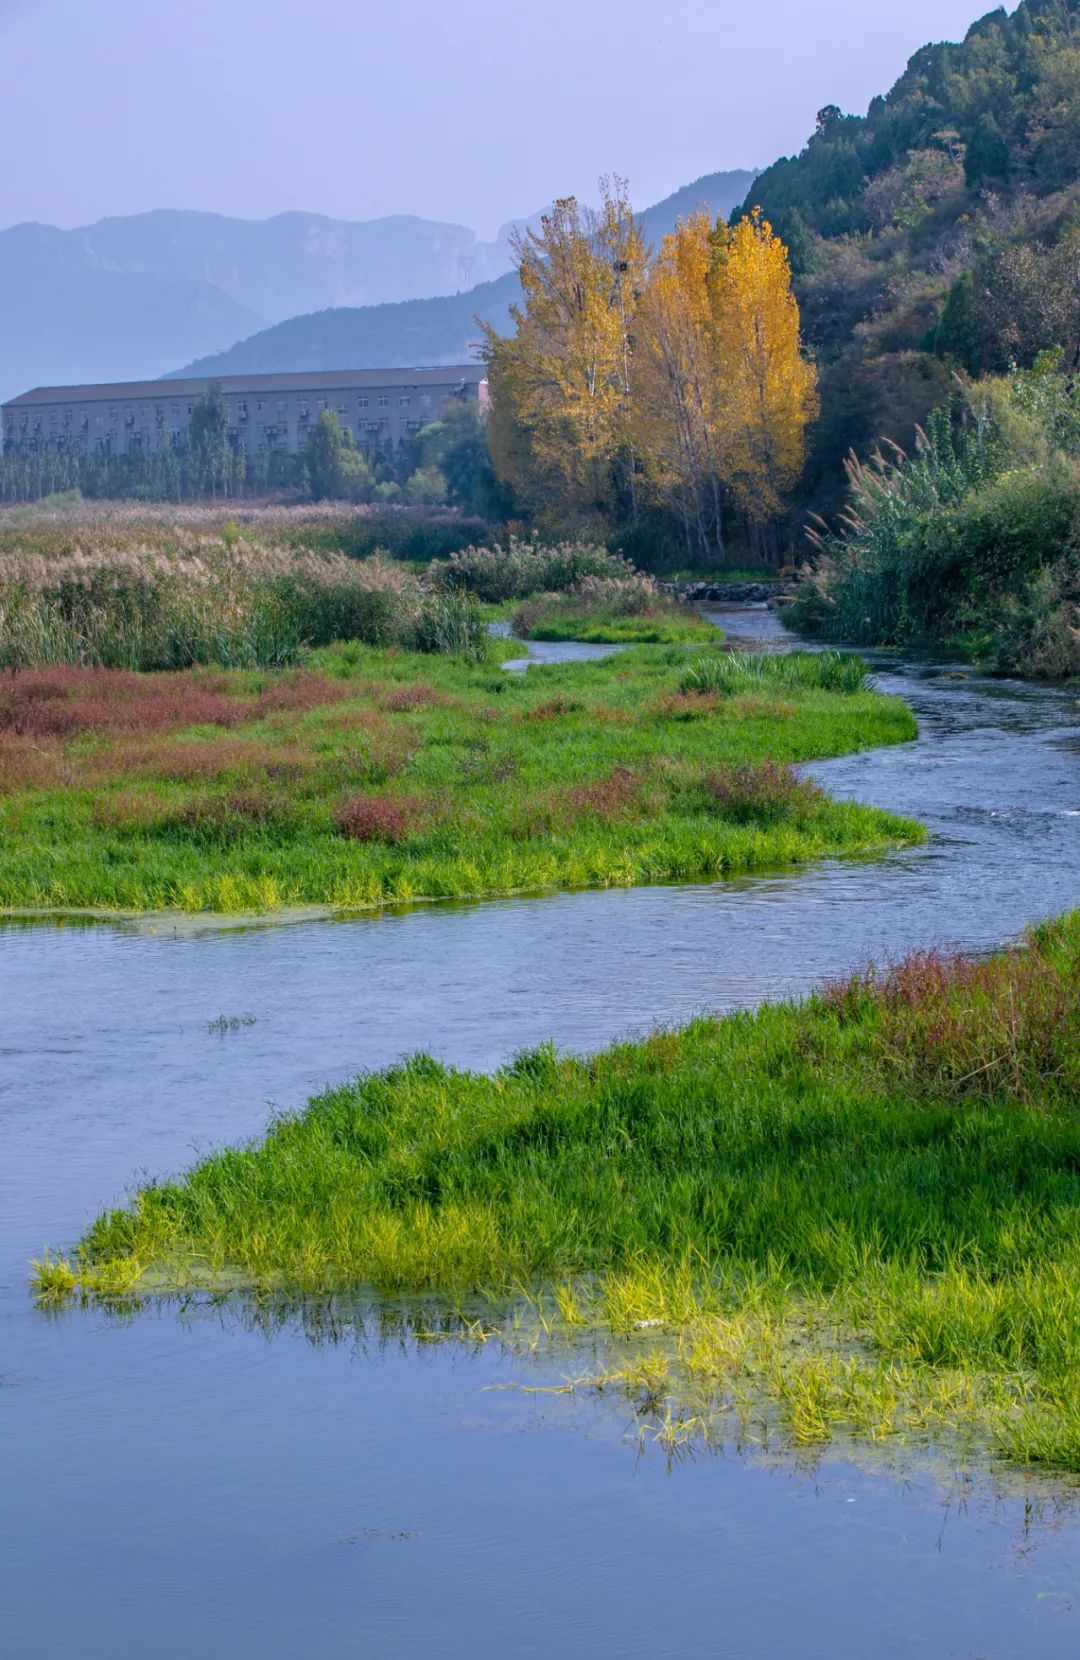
[2,610,1079,1658]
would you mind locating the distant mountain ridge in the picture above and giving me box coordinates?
[41,207,528,320]
[169,170,758,380]
[0,205,544,405]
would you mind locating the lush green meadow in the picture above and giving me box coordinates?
[0,642,918,914]
[39,911,1080,1468]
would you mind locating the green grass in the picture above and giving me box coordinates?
[40,911,1080,1470]
[681,649,871,696]
[510,583,722,646]
[0,641,920,914]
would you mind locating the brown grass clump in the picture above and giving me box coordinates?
[0,664,365,745]
[379,685,452,712]
[334,792,430,844]
[589,704,633,725]
[521,696,584,721]
[518,766,654,835]
[250,673,360,717]
[730,694,798,722]
[700,761,823,821]
[90,787,172,831]
[654,690,719,721]
[137,737,315,785]
[0,666,244,737]
[823,938,1080,1106]
[565,766,647,820]
[93,782,299,839]
[0,733,79,794]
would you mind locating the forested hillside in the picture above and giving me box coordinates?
[741,0,1080,508]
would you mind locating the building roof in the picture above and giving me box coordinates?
[3,365,486,408]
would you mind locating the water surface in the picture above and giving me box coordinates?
[2,611,1079,1658]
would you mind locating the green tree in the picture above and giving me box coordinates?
[964,113,1010,188]
[404,465,448,506]
[303,410,372,501]
[416,403,501,513]
[930,270,985,373]
[188,383,230,497]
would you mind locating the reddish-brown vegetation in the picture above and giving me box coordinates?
[730,694,798,722]
[0,666,242,737]
[517,766,654,835]
[700,761,823,819]
[823,939,1080,1105]
[0,664,360,742]
[333,792,435,843]
[654,690,720,721]
[520,695,584,721]
[379,685,452,712]
[247,673,359,716]
[91,788,171,831]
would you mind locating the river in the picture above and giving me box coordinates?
[1,609,1078,1658]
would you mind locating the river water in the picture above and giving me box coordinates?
[2,610,1079,1658]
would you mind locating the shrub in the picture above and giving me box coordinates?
[698,761,824,822]
[409,591,489,662]
[334,793,429,843]
[791,377,1080,676]
[439,537,631,602]
[0,538,493,669]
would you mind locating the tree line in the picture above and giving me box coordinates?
[0,384,500,515]
[481,179,818,562]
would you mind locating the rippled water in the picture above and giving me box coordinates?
[2,610,1079,1658]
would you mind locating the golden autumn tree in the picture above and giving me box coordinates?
[629,208,816,557]
[630,211,731,557]
[707,210,819,527]
[481,177,646,518]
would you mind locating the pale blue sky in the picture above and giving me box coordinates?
[0,0,1008,235]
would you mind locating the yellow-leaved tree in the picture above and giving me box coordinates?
[630,211,731,556]
[707,210,819,528]
[481,177,646,519]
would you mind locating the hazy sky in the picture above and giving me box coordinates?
[0,0,1008,236]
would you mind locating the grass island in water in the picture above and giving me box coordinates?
[37,912,1080,1471]
[0,643,919,914]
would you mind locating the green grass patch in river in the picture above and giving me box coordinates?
[37,912,1080,1472]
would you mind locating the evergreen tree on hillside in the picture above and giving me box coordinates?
[964,113,1011,187]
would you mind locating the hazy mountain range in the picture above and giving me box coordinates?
[0,171,756,402]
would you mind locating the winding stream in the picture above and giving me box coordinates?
[2,609,1079,1658]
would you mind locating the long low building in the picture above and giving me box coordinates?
[1,366,487,457]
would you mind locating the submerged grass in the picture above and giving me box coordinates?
[40,913,1080,1470]
[0,640,919,913]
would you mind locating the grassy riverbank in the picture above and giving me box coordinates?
[0,643,918,914]
[511,576,719,646]
[514,610,716,645]
[39,912,1080,1469]
[511,571,718,645]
